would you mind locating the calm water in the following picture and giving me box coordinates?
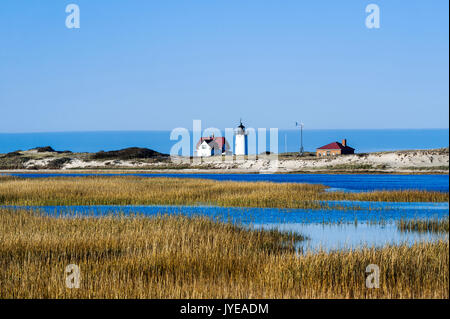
[7,173,450,192]
[6,201,448,252]
[0,129,448,154]
[3,171,449,251]
[257,223,447,252]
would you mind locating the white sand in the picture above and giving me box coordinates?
[190,150,449,172]
[18,149,449,173]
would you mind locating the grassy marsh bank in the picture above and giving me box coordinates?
[398,218,449,233]
[0,208,447,299]
[0,176,447,208]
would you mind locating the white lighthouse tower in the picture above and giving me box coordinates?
[234,120,248,156]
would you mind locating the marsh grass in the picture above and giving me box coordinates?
[397,218,449,233]
[0,176,447,208]
[0,208,447,299]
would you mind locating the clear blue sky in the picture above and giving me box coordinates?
[0,0,448,133]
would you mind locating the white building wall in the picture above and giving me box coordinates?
[197,141,212,157]
[235,134,247,155]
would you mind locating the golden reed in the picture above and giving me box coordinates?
[0,209,448,299]
[0,176,447,208]
[398,218,449,233]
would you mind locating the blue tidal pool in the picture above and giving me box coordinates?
[4,201,448,252]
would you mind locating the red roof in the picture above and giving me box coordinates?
[196,137,228,150]
[317,142,354,150]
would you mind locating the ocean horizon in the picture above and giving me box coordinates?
[0,129,448,155]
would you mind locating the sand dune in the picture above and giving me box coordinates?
[1,148,446,174]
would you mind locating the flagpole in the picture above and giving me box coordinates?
[295,122,304,156]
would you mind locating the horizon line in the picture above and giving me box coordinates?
[0,128,449,134]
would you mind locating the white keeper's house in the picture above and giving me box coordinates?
[196,135,230,157]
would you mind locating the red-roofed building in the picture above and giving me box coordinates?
[196,136,230,157]
[316,139,355,157]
